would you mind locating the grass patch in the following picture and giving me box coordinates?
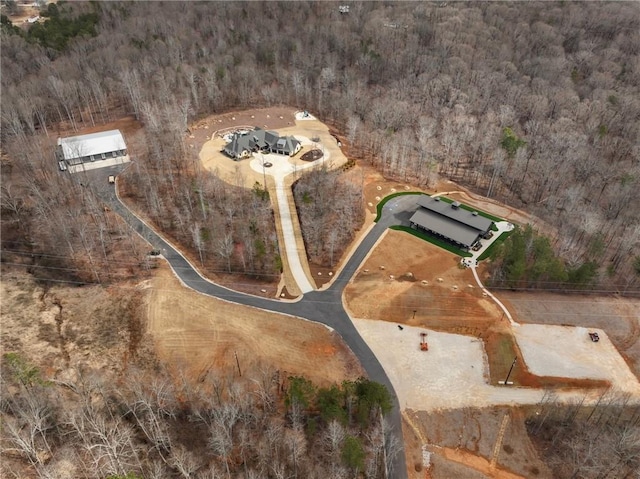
[483,329,610,389]
[436,195,505,223]
[485,330,518,385]
[477,229,513,261]
[374,192,421,222]
[390,225,473,257]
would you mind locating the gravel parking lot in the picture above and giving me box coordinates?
[353,319,543,411]
[513,324,640,395]
[353,319,640,412]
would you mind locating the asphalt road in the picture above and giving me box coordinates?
[81,167,420,478]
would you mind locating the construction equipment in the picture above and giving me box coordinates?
[420,332,429,351]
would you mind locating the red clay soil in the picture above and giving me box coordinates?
[344,228,611,390]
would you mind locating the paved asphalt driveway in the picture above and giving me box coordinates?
[80,167,420,478]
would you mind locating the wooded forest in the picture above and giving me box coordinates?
[293,164,364,267]
[2,1,639,291]
[120,150,281,280]
[2,354,399,478]
[2,2,640,477]
[526,389,640,478]
[487,224,600,291]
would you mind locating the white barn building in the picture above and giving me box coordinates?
[57,130,130,173]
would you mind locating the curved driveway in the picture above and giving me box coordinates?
[88,167,419,478]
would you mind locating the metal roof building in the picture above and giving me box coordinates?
[409,195,494,249]
[57,130,127,165]
[56,129,130,173]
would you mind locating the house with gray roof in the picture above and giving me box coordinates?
[223,127,301,160]
[409,195,494,249]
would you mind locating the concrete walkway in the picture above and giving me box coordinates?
[462,221,518,326]
[273,176,314,293]
[471,266,518,326]
[461,220,514,267]
[250,143,329,295]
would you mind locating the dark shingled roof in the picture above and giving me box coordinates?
[409,209,485,247]
[223,127,300,159]
[410,195,494,248]
[416,195,493,231]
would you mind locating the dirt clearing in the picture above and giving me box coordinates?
[344,224,638,478]
[513,324,640,394]
[354,319,547,411]
[0,270,153,377]
[147,264,364,385]
[344,229,503,327]
[196,107,348,189]
[405,407,551,479]
[500,291,640,378]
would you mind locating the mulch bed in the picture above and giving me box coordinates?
[301,149,324,162]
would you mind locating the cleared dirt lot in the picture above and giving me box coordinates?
[355,319,546,411]
[513,324,640,395]
[405,407,551,479]
[344,224,640,479]
[147,264,364,385]
[500,292,640,377]
[344,229,504,327]
[358,320,639,412]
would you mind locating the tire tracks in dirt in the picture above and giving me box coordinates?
[618,315,640,351]
[440,447,528,479]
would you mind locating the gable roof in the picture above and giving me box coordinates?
[416,195,493,232]
[223,127,300,158]
[58,130,126,160]
[264,129,279,145]
[409,208,485,247]
[282,136,300,153]
[224,134,253,157]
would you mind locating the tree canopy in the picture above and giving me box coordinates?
[489,225,600,290]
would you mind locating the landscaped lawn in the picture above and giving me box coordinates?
[374,191,421,222]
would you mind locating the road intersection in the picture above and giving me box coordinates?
[84,165,418,478]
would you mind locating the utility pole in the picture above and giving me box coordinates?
[261,153,267,191]
[501,357,517,385]
[234,351,242,377]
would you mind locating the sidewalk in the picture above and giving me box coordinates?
[273,176,314,293]
[462,221,517,326]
